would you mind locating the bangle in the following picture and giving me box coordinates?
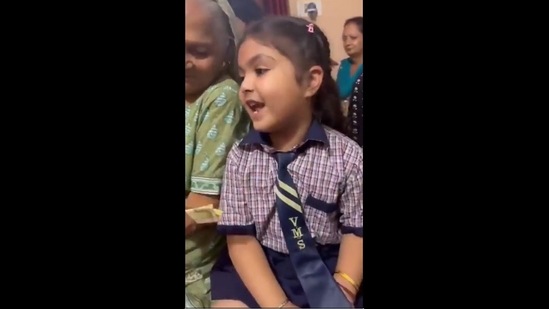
[335,271,360,292]
[277,298,289,308]
[336,282,357,298]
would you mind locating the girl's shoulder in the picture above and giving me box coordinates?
[323,126,363,161]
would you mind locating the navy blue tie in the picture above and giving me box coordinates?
[274,152,352,308]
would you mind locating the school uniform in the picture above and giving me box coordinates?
[211,121,363,308]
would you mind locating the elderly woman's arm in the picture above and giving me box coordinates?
[186,80,247,234]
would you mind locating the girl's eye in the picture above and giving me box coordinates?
[255,68,269,76]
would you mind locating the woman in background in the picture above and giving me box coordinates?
[185,0,248,307]
[227,0,265,36]
[336,16,363,116]
[347,73,363,147]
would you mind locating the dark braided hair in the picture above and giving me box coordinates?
[240,16,348,135]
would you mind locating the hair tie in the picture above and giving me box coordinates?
[307,23,315,33]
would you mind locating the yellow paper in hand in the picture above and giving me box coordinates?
[186,204,223,224]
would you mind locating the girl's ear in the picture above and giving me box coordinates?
[303,65,323,98]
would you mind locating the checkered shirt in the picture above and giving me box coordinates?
[217,122,363,254]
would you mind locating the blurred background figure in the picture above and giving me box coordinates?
[336,16,363,116]
[227,0,265,37]
[304,2,319,21]
[347,73,363,147]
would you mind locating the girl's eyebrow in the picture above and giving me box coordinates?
[239,54,276,70]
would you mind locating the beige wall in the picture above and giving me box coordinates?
[288,0,363,76]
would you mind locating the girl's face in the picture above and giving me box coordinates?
[342,23,363,58]
[238,38,311,133]
[185,3,228,102]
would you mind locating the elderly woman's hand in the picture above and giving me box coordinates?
[185,212,197,236]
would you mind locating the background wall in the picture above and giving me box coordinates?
[288,0,363,76]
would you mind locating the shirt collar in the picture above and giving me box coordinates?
[239,120,329,148]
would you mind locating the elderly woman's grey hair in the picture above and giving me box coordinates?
[186,0,241,82]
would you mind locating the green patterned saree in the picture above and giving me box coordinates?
[185,77,248,308]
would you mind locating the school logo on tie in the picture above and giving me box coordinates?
[289,216,306,250]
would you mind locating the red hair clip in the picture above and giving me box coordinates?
[307,23,314,33]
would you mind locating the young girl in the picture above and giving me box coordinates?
[211,17,363,308]
[184,0,248,308]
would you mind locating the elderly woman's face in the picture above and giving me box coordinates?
[185,1,228,102]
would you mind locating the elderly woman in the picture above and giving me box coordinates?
[184,0,248,307]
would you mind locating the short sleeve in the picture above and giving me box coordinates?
[339,146,363,237]
[190,82,247,195]
[217,144,256,236]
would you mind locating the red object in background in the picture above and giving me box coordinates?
[263,0,289,16]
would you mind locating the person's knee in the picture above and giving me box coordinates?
[211,299,248,308]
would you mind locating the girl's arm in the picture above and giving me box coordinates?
[335,148,364,300]
[217,147,293,308]
[334,234,363,301]
[227,235,290,308]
